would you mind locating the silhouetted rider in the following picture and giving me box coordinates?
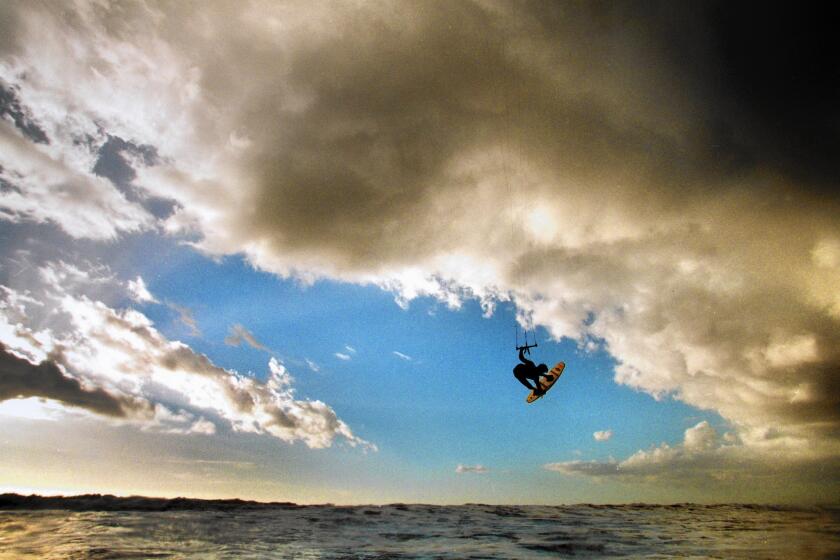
[513,347,552,395]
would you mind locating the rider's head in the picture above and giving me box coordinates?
[537,363,548,374]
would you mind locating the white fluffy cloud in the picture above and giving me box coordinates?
[1,1,838,476]
[127,276,157,304]
[0,267,373,451]
[593,430,613,442]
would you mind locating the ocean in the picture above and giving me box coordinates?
[2,500,839,559]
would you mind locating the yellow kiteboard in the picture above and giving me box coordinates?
[526,361,565,403]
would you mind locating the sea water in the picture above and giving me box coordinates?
[2,503,839,559]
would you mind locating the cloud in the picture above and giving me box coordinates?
[1,1,839,474]
[39,260,114,292]
[0,343,130,418]
[455,464,488,474]
[0,83,154,239]
[167,303,200,337]
[305,359,320,373]
[224,324,269,352]
[549,422,729,480]
[188,417,217,435]
[0,82,48,144]
[392,351,412,361]
[335,353,351,362]
[147,405,216,436]
[545,458,619,477]
[683,421,716,452]
[545,421,839,488]
[93,135,158,187]
[166,458,255,469]
[0,275,374,451]
[593,430,613,442]
[127,276,157,304]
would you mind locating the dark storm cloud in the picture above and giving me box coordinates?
[236,1,515,267]
[0,343,126,417]
[702,2,839,189]
[5,0,836,260]
[0,2,21,54]
[169,0,838,277]
[236,2,661,263]
[520,1,840,189]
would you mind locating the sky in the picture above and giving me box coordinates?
[0,0,838,505]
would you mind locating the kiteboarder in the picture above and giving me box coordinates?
[513,346,553,395]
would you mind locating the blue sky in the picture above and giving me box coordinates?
[116,240,723,502]
[140,246,721,458]
[1,222,727,504]
[0,1,838,504]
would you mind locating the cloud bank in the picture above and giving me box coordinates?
[546,421,839,492]
[0,1,838,481]
[0,267,373,450]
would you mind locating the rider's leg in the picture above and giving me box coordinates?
[514,371,537,391]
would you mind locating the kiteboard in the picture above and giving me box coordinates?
[526,361,565,403]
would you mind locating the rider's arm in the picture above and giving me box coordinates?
[518,348,535,367]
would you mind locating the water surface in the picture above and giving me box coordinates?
[2,502,839,559]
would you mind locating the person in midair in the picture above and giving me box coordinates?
[513,346,553,395]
